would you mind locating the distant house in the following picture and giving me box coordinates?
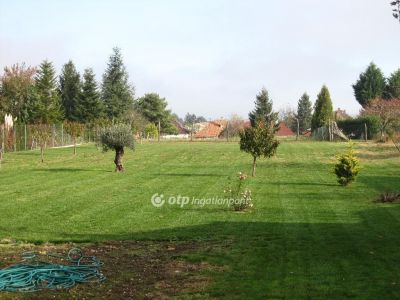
[172,120,190,135]
[276,122,295,136]
[244,121,295,136]
[303,129,312,137]
[194,120,227,139]
[193,120,295,139]
[334,108,350,121]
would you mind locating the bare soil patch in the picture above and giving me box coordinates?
[0,240,224,300]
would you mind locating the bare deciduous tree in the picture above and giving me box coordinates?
[64,121,85,155]
[30,124,52,163]
[363,98,400,143]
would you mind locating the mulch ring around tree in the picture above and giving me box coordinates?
[0,240,226,300]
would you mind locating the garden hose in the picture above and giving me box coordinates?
[0,248,105,292]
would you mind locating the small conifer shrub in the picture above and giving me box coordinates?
[334,144,361,186]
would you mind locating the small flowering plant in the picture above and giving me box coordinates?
[224,172,253,211]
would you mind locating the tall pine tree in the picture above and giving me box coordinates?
[79,68,104,123]
[30,60,63,123]
[249,87,279,131]
[297,93,312,133]
[352,62,386,107]
[101,48,134,120]
[311,85,333,131]
[385,68,400,99]
[59,60,81,121]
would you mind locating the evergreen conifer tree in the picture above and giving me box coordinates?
[352,62,386,107]
[248,88,279,131]
[30,60,63,123]
[59,60,80,121]
[79,68,103,123]
[297,93,313,133]
[385,68,400,99]
[311,85,333,131]
[101,48,134,120]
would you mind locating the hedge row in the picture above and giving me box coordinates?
[337,116,381,140]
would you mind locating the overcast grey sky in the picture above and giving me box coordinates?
[0,0,399,119]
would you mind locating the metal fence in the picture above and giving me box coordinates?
[0,124,96,153]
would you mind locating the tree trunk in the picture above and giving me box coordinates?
[73,137,77,155]
[40,147,44,163]
[114,147,125,172]
[252,156,257,177]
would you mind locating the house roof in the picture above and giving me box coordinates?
[276,122,295,136]
[194,121,225,138]
[172,120,190,134]
[243,121,295,136]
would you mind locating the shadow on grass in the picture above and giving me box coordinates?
[265,181,337,187]
[32,168,112,173]
[358,175,400,193]
[153,173,225,177]
[17,206,398,299]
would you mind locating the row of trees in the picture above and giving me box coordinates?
[279,62,400,140]
[349,63,400,142]
[0,48,179,135]
[352,62,400,107]
[279,86,333,134]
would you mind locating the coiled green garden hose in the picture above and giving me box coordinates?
[0,248,105,292]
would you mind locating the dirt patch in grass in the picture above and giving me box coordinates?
[374,192,400,203]
[0,240,224,299]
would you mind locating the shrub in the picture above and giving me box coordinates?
[224,172,253,211]
[98,124,135,172]
[144,123,158,140]
[337,116,381,140]
[239,121,279,176]
[334,144,361,186]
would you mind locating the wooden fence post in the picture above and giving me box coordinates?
[364,123,368,142]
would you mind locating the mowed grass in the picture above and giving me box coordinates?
[0,141,400,299]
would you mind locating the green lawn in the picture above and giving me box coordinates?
[0,141,400,299]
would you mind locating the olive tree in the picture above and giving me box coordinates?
[239,121,279,177]
[98,124,135,172]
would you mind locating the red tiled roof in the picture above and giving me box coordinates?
[276,122,295,136]
[243,121,295,136]
[194,121,225,138]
